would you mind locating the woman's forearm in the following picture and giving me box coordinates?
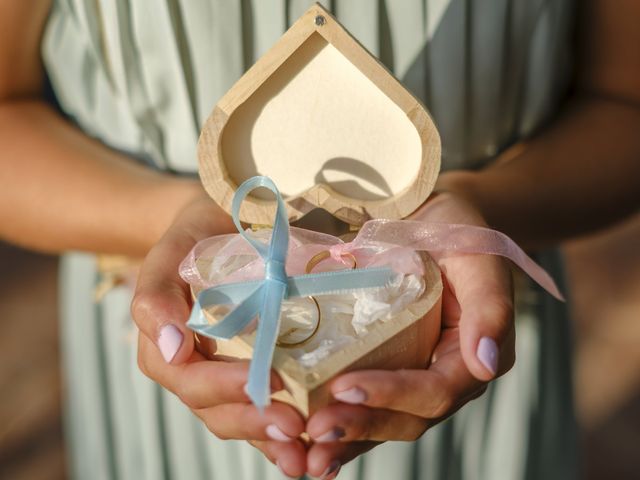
[439,0,640,250]
[0,100,208,256]
[438,95,640,251]
[0,1,212,257]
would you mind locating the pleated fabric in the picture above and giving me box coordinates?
[48,1,577,479]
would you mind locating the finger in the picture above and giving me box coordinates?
[193,402,305,443]
[138,334,284,408]
[329,334,485,418]
[307,404,429,442]
[249,439,308,478]
[306,441,379,479]
[439,253,515,380]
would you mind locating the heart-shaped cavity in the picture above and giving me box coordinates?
[198,4,441,226]
[222,32,422,202]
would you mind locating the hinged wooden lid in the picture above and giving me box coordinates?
[198,3,441,227]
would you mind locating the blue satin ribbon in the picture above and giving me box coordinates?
[187,176,395,411]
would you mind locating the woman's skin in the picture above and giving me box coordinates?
[1,1,639,478]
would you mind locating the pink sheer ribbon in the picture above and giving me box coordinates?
[180,220,563,302]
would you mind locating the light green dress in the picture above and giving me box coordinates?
[43,1,577,479]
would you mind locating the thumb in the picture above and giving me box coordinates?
[131,195,236,365]
[441,253,515,381]
[131,228,199,365]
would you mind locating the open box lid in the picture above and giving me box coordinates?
[198,3,441,227]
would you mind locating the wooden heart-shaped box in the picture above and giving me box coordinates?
[194,4,443,417]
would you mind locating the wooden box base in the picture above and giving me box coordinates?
[194,253,442,417]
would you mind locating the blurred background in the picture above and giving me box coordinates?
[0,213,639,479]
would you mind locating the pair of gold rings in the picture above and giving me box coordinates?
[195,251,357,350]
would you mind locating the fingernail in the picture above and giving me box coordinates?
[276,460,296,479]
[313,426,345,443]
[158,325,183,363]
[477,336,498,376]
[333,387,367,404]
[266,424,295,442]
[321,460,341,479]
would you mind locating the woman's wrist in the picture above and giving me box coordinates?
[409,174,489,227]
[433,170,483,209]
[422,171,487,222]
[432,164,548,249]
[132,176,210,256]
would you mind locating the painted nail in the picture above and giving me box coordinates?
[158,324,183,363]
[276,460,296,479]
[314,426,345,443]
[477,336,499,376]
[321,460,341,479]
[266,424,295,442]
[333,387,367,404]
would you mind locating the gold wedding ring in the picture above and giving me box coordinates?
[276,296,322,348]
[305,250,357,274]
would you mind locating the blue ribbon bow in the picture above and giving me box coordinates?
[187,176,395,411]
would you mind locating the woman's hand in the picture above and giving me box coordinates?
[131,193,308,478]
[304,188,516,478]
